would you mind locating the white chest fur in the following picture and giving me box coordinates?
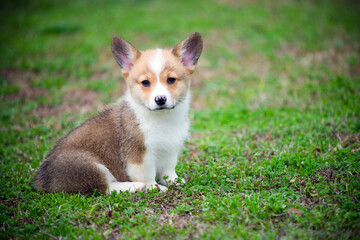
[126,91,190,151]
[124,91,190,185]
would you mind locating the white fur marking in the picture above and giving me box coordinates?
[149,81,173,109]
[107,182,145,194]
[148,48,165,81]
[147,49,175,109]
[96,163,116,184]
[96,163,146,194]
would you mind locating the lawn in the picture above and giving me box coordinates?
[1,0,360,239]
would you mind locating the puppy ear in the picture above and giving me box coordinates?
[111,37,141,76]
[172,32,203,73]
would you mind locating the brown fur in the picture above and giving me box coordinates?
[34,102,145,194]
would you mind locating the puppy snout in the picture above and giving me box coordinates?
[155,95,167,106]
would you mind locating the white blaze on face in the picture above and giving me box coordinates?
[148,49,174,110]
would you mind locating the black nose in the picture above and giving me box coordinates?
[155,95,167,106]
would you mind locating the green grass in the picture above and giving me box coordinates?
[1,0,360,239]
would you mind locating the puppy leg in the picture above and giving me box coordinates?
[95,163,146,193]
[107,182,146,193]
[156,151,185,186]
[126,158,168,191]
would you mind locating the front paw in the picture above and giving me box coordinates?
[160,176,186,186]
[176,178,186,185]
[146,183,168,192]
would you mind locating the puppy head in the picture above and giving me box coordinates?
[111,32,203,111]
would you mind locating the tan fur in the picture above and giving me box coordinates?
[126,49,191,108]
[161,50,191,100]
[34,102,145,194]
[126,50,156,104]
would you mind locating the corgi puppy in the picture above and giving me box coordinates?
[34,32,203,194]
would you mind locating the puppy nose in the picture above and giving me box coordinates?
[155,95,167,106]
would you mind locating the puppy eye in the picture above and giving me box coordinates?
[141,80,150,87]
[167,77,176,84]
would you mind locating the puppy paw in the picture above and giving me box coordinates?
[175,177,186,185]
[107,182,145,194]
[146,183,168,192]
[160,176,186,186]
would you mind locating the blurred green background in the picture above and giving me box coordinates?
[1,0,359,239]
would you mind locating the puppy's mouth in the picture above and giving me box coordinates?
[149,105,175,111]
